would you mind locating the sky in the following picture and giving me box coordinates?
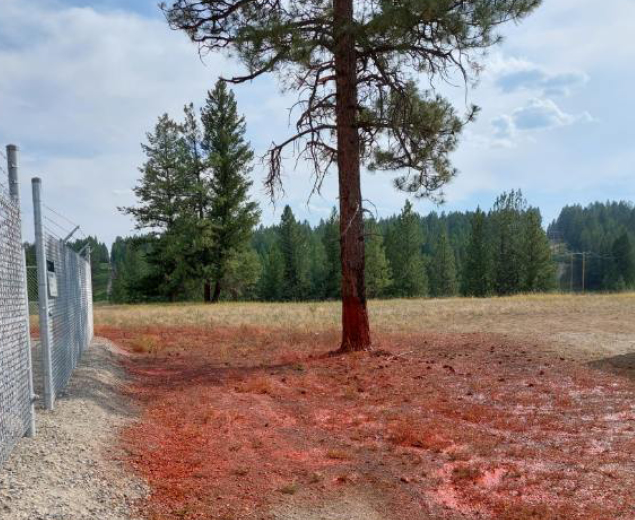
[0,0,633,246]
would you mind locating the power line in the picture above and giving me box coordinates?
[564,251,616,293]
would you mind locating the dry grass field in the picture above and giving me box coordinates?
[93,294,635,520]
[96,293,635,363]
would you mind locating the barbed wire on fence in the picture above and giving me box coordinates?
[43,204,88,242]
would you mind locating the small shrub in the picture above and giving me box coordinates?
[451,464,483,484]
[278,482,299,495]
[326,448,351,461]
[130,335,158,354]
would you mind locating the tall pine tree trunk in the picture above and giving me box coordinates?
[334,0,371,352]
[204,282,212,303]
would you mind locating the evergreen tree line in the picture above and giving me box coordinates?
[110,189,562,303]
[548,201,635,291]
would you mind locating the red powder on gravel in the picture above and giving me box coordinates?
[98,325,635,520]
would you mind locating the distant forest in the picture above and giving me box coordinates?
[53,197,634,304]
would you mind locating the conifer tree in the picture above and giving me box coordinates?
[182,103,207,220]
[201,81,261,302]
[609,232,635,289]
[429,228,457,297]
[122,114,191,230]
[260,244,285,301]
[365,219,392,299]
[322,208,341,299]
[522,208,555,292]
[110,260,129,304]
[491,190,526,296]
[308,232,328,299]
[278,205,310,300]
[164,0,541,351]
[386,201,427,297]
[222,248,261,299]
[463,208,492,297]
[121,114,195,299]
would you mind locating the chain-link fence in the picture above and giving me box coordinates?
[43,236,93,400]
[32,178,93,410]
[26,265,38,315]
[0,145,35,466]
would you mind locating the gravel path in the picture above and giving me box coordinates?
[0,338,146,520]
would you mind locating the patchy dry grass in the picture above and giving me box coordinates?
[95,293,635,334]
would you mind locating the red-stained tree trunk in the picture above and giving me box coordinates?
[334,0,371,352]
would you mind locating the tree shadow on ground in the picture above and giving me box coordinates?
[588,352,635,382]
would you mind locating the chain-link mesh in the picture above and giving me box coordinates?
[26,266,38,315]
[0,187,33,465]
[42,235,93,399]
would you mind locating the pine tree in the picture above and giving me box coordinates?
[182,103,207,220]
[260,244,285,301]
[201,81,261,302]
[122,114,191,230]
[121,114,195,299]
[609,232,635,289]
[308,231,328,300]
[164,0,541,351]
[278,206,310,300]
[386,201,427,297]
[110,260,129,304]
[429,228,457,297]
[463,208,492,297]
[491,190,526,296]
[322,208,341,299]
[222,248,262,300]
[365,219,392,298]
[522,208,555,292]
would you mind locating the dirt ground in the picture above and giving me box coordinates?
[93,294,635,520]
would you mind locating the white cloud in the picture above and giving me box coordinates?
[496,67,588,97]
[512,98,592,131]
[492,98,593,140]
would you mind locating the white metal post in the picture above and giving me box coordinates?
[32,177,55,410]
[7,145,36,437]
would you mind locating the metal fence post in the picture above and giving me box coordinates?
[7,145,36,437]
[32,178,55,410]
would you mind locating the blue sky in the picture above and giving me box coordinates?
[1,0,633,245]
